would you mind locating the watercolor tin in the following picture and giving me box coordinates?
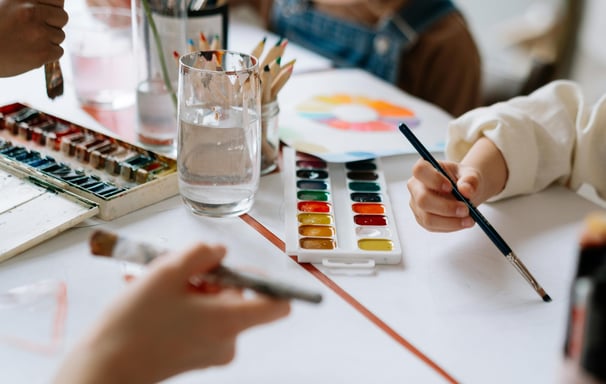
[283,146,402,268]
[0,102,178,262]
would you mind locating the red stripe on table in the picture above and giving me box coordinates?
[240,213,458,384]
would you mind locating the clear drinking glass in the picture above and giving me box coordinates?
[67,7,136,110]
[177,50,261,217]
[131,0,187,151]
[131,0,229,153]
[260,100,280,175]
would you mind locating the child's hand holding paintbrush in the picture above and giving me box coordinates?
[54,230,293,384]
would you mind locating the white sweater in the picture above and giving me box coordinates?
[446,80,606,202]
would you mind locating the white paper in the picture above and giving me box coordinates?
[277,69,453,162]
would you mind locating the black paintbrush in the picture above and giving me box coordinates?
[399,122,551,302]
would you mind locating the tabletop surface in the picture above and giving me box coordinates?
[0,2,602,383]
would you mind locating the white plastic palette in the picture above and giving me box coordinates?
[283,146,402,268]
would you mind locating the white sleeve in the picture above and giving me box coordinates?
[445,80,606,201]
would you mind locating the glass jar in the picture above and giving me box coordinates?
[130,1,229,153]
[261,100,280,175]
[131,0,187,152]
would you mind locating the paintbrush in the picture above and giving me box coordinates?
[44,60,63,99]
[398,122,552,302]
[89,229,323,304]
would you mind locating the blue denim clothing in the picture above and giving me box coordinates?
[270,0,457,84]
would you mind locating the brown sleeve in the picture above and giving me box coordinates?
[397,11,482,117]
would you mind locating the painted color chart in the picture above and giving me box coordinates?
[283,146,402,268]
[278,68,452,163]
[296,94,420,132]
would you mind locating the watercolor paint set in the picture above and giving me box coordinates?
[283,146,402,269]
[0,102,178,262]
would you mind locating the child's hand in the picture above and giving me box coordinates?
[54,243,291,384]
[407,158,482,232]
[407,136,508,232]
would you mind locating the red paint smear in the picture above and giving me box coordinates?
[0,281,67,355]
[323,118,395,132]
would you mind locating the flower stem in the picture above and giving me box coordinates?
[140,0,178,110]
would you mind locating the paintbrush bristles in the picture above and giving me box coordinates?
[89,229,118,257]
[89,230,165,265]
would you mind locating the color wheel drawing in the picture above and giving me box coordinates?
[296,94,420,132]
[279,69,452,162]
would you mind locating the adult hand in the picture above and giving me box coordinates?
[0,0,68,77]
[54,242,291,384]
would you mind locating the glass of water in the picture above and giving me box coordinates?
[177,50,261,217]
[67,7,136,110]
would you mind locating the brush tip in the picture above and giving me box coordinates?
[538,286,552,302]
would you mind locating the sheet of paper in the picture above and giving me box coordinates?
[277,69,453,162]
[0,198,448,384]
[248,152,603,383]
[318,153,603,384]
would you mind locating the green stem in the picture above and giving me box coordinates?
[140,0,178,110]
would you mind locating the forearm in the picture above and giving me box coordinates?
[53,336,125,384]
[459,136,507,203]
[447,80,588,201]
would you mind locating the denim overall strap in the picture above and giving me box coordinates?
[271,0,457,83]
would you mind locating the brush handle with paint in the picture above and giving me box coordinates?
[89,229,323,304]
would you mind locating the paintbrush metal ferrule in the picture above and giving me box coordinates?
[194,265,323,304]
[505,252,552,302]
